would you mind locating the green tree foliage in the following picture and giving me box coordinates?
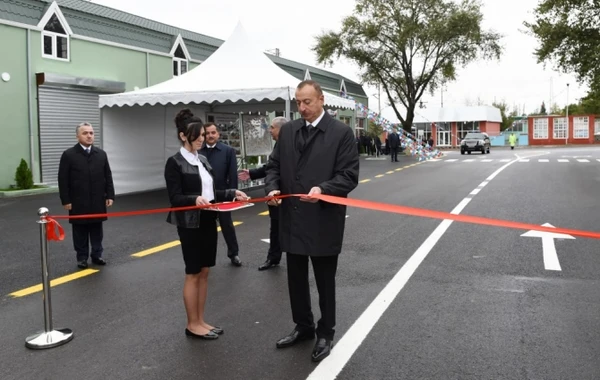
[313,0,503,133]
[492,101,512,131]
[540,101,547,115]
[14,159,34,189]
[368,120,384,138]
[525,0,600,113]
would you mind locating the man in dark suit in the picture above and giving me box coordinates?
[265,80,359,362]
[58,122,115,269]
[388,127,401,162]
[200,123,242,267]
[238,116,287,271]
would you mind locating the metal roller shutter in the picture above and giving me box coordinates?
[38,86,103,186]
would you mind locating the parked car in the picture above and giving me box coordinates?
[460,132,490,154]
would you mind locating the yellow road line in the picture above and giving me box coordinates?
[258,211,269,216]
[9,269,99,298]
[375,174,385,178]
[132,240,181,257]
[386,171,394,174]
[395,168,403,171]
[359,179,371,183]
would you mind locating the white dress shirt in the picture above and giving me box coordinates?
[306,109,325,128]
[179,147,215,202]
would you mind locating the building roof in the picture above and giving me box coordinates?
[0,0,366,96]
[413,106,502,124]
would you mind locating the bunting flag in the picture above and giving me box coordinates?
[341,92,444,161]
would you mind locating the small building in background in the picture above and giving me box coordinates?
[412,106,502,147]
[527,115,600,145]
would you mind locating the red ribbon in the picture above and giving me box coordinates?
[45,217,65,241]
[44,194,600,241]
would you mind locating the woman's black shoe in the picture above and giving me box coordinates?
[211,326,224,335]
[185,328,219,340]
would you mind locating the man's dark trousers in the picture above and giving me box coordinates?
[390,147,399,162]
[217,212,239,258]
[73,223,104,261]
[267,205,281,262]
[286,253,339,340]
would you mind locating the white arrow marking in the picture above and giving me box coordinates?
[521,223,575,271]
[261,239,270,244]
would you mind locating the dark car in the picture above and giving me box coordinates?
[460,132,490,155]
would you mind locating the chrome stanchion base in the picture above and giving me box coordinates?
[25,328,74,349]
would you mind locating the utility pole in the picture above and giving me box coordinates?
[565,83,570,145]
[378,82,382,115]
[441,84,444,108]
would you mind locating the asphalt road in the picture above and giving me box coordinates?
[0,146,599,380]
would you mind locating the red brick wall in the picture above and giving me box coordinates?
[482,122,501,136]
[528,115,597,145]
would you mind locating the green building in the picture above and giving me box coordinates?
[0,0,368,188]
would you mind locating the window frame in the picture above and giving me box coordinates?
[41,30,70,61]
[173,57,188,77]
[553,117,567,139]
[533,118,549,139]
[573,116,589,139]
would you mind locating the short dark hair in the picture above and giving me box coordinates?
[174,109,204,144]
[204,122,220,132]
[297,80,323,96]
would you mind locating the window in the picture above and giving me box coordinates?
[595,119,600,135]
[357,118,364,129]
[339,116,351,126]
[553,117,567,139]
[173,45,188,76]
[573,116,589,139]
[533,118,548,139]
[41,13,69,61]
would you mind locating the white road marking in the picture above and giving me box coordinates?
[479,181,489,187]
[558,159,569,163]
[597,159,600,163]
[538,159,549,162]
[261,239,270,244]
[499,159,511,162]
[521,223,575,271]
[577,159,590,163]
[519,159,530,162]
[446,159,458,162]
[470,189,481,195]
[307,158,519,380]
[481,159,493,162]
[463,159,475,162]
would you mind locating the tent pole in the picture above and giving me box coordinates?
[285,88,291,120]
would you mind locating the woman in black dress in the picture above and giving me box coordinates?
[165,109,249,340]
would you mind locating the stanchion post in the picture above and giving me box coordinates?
[25,207,74,349]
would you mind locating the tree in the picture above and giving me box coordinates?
[14,158,34,189]
[549,103,562,115]
[540,101,547,115]
[525,0,600,111]
[313,0,503,133]
[492,101,512,131]
[368,120,384,138]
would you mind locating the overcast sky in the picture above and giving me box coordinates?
[92,0,588,123]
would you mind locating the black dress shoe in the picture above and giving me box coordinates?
[91,257,106,265]
[210,326,224,335]
[276,328,315,348]
[258,259,279,271]
[185,328,219,340]
[230,256,242,267]
[311,338,333,362]
[77,260,88,269]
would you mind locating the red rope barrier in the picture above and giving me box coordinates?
[44,194,600,242]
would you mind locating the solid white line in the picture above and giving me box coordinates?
[557,159,569,163]
[577,159,590,163]
[307,159,518,380]
[470,189,481,195]
[479,181,489,188]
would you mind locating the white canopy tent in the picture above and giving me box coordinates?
[99,22,356,195]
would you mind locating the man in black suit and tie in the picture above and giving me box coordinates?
[238,116,287,271]
[199,123,242,267]
[265,80,359,362]
[388,127,401,162]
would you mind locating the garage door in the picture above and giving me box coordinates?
[38,86,104,186]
